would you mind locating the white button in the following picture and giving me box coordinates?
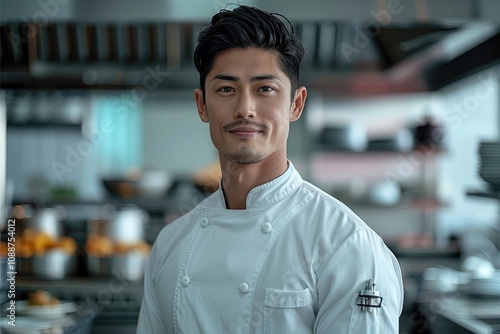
[181,275,191,287]
[261,222,272,234]
[239,282,249,294]
[200,218,210,228]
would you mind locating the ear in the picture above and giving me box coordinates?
[194,88,209,123]
[289,86,307,122]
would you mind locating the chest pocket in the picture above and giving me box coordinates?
[263,288,314,334]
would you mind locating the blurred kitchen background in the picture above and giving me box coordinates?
[1,0,500,333]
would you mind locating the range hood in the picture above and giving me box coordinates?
[1,0,499,95]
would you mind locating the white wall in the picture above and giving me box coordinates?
[141,92,217,175]
[436,66,500,242]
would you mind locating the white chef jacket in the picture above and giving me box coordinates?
[137,162,404,333]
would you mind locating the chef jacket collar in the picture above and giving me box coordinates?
[214,160,303,209]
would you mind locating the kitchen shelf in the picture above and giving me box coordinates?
[313,146,447,155]
[389,245,461,258]
[466,189,500,200]
[12,198,109,207]
[343,195,448,210]
[7,121,82,130]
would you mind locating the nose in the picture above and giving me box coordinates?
[234,91,256,119]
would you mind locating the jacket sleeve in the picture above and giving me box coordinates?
[314,229,404,333]
[136,241,168,334]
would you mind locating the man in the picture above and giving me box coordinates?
[137,5,403,333]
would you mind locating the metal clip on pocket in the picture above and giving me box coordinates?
[357,279,383,312]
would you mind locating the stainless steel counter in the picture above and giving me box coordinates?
[418,292,500,334]
[15,277,144,334]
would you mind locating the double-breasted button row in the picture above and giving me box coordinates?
[180,276,250,294]
[199,217,272,234]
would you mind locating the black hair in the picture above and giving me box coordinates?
[193,5,305,100]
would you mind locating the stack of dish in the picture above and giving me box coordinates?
[478,141,500,190]
[0,291,79,334]
[463,271,500,299]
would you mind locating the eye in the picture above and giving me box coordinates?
[258,86,275,93]
[217,86,235,93]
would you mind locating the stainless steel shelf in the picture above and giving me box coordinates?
[7,121,81,130]
[466,190,500,200]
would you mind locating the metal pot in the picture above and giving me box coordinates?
[108,206,148,244]
[18,249,75,280]
[87,252,148,281]
[87,205,148,244]
[31,207,64,238]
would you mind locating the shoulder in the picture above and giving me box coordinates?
[298,180,372,232]
[296,182,400,267]
[292,180,392,256]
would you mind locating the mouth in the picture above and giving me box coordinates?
[228,126,263,138]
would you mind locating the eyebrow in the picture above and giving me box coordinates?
[212,74,281,83]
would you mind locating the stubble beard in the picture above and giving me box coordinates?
[224,145,265,165]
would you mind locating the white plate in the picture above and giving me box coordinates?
[0,317,52,334]
[16,301,77,319]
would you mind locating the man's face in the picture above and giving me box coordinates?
[195,47,306,165]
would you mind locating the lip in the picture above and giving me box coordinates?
[228,126,262,138]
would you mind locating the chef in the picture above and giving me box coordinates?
[137,5,404,333]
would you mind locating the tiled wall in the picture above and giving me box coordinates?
[6,93,143,201]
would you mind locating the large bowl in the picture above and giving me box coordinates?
[102,179,139,198]
[137,170,172,197]
[102,170,172,198]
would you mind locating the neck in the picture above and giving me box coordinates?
[220,152,288,209]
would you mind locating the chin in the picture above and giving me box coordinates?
[224,148,265,165]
